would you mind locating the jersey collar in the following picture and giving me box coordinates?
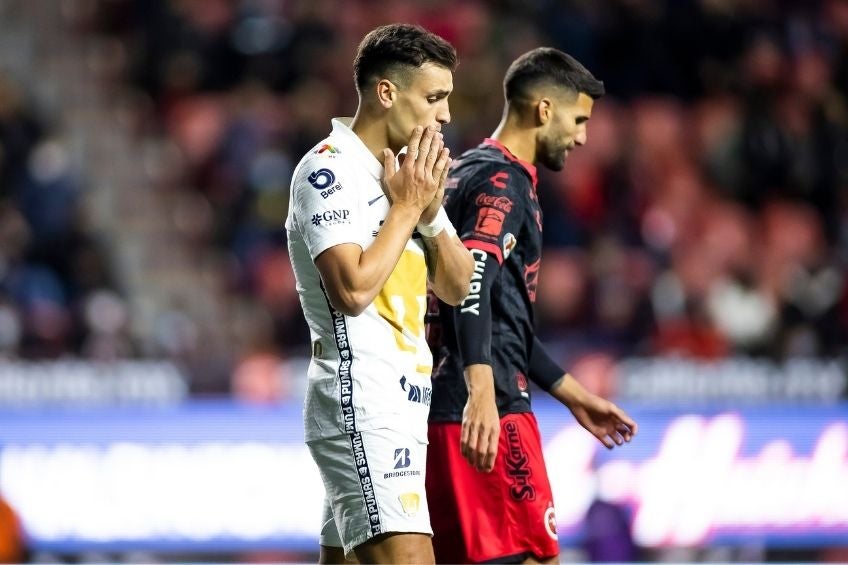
[483,138,538,188]
[330,117,383,180]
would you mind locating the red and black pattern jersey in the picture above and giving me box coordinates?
[428,138,546,421]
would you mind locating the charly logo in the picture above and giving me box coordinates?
[490,170,509,189]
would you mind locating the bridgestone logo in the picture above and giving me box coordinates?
[383,470,421,479]
[351,432,382,534]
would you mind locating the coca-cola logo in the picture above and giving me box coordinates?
[475,193,513,213]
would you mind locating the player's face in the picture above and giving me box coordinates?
[387,62,452,152]
[537,92,594,171]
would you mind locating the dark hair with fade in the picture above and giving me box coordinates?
[504,47,604,103]
[353,24,458,93]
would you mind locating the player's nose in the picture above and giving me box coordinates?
[437,101,451,125]
[575,129,587,146]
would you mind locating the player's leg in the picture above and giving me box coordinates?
[427,420,509,563]
[426,421,468,564]
[309,429,432,564]
[317,496,358,564]
[353,531,434,563]
[501,413,560,564]
[319,545,358,564]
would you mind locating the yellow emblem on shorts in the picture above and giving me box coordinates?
[398,492,420,516]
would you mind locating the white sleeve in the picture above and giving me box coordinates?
[290,156,366,260]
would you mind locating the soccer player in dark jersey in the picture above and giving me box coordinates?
[425,48,639,564]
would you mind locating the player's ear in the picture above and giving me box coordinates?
[536,97,552,126]
[376,79,395,109]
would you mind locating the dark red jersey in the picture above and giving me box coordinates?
[428,138,551,421]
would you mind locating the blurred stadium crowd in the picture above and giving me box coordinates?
[1,0,847,396]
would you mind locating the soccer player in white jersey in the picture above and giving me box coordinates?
[285,24,474,564]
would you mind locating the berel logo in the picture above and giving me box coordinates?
[308,168,335,189]
[308,168,343,198]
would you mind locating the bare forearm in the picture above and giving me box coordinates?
[423,231,473,305]
[464,363,496,396]
[548,373,586,409]
[320,204,419,315]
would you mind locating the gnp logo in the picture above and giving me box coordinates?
[308,168,343,198]
[311,209,351,226]
[394,447,411,469]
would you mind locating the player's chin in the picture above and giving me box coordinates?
[544,153,567,171]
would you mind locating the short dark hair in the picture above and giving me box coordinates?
[353,24,458,92]
[504,47,604,103]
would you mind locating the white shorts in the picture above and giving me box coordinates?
[307,427,431,555]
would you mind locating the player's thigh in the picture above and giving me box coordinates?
[309,428,431,556]
[499,413,560,562]
[354,531,434,564]
[319,545,358,564]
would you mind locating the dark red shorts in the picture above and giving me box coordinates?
[426,412,559,563]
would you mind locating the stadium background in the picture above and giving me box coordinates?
[0,0,847,563]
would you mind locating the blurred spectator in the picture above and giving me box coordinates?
[0,70,125,361]
[109,0,848,367]
[3,0,846,381]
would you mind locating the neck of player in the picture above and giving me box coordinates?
[490,111,536,165]
[350,109,395,165]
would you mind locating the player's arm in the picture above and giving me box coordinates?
[417,155,473,305]
[419,224,473,306]
[452,165,526,472]
[528,337,638,448]
[455,251,500,472]
[316,126,449,316]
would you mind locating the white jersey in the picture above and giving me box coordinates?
[286,118,432,443]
